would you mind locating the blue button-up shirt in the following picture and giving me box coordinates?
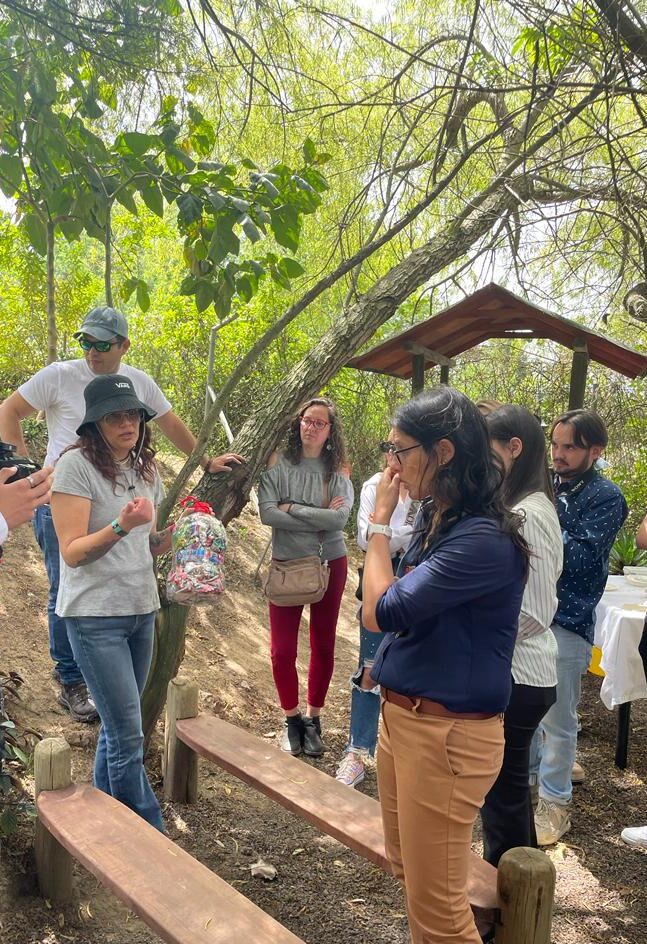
[371,515,526,714]
[553,467,628,643]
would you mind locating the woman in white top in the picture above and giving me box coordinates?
[335,466,418,787]
[481,404,563,865]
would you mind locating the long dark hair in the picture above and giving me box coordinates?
[285,396,348,478]
[393,387,529,567]
[64,421,157,491]
[486,405,554,506]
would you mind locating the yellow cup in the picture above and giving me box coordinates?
[588,645,604,677]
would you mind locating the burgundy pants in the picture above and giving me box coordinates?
[269,555,348,710]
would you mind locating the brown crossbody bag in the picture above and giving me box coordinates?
[263,481,330,607]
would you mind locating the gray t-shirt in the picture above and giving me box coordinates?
[258,453,354,561]
[53,449,164,617]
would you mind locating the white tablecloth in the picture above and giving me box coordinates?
[594,575,647,709]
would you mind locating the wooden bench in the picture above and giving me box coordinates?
[34,738,304,944]
[164,678,555,944]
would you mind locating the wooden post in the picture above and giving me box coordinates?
[34,738,73,903]
[439,364,450,385]
[495,847,555,944]
[568,341,589,409]
[164,677,200,802]
[411,353,425,395]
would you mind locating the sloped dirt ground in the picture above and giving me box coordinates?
[1,483,647,944]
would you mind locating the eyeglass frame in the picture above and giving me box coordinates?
[100,409,143,427]
[78,336,123,353]
[379,440,422,463]
[300,416,331,431]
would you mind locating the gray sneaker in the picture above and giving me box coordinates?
[58,682,99,723]
[535,797,571,846]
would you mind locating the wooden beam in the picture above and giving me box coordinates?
[164,678,200,803]
[568,341,589,409]
[440,364,450,385]
[404,341,455,367]
[34,738,73,903]
[411,353,425,395]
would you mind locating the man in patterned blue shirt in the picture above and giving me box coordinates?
[532,409,627,845]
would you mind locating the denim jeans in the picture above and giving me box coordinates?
[66,611,163,831]
[529,624,592,806]
[344,620,382,758]
[33,504,84,686]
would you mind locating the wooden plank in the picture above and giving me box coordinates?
[37,784,304,944]
[176,715,498,913]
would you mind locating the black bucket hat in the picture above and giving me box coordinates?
[76,374,156,435]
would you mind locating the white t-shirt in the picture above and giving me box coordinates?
[0,513,7,544]
[19,359,172,467]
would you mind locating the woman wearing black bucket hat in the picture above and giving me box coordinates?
[50,374,173,830]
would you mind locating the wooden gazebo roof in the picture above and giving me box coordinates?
[347,283,647,382]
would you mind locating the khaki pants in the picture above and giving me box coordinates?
[377,700,504,943]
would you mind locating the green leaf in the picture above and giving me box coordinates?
[230,196,250,213]
[22,214,47,255]
[269,264,292,290]
[236,273,254,302]
[165,145,196,174]
[214,280,235,319]
[256,174,280,199]
[121,277,139,302]
[195,280,214,312]
[139,180,164,218]
[136,280,151,312]
[27,65,57,106]
[114,187,139,215]
[207,190,226,211]
[241,158,258,170]
[241,215,262,243]
[116,132,158,158]
[82,97,103,120]
[58,217,84,241]
[270,205,300,252]
[279,257,305,278]
[303,138,317,164]
[176,192,203,226]
[0,154,23,195]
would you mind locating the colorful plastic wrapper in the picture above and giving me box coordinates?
[167,497,228,605]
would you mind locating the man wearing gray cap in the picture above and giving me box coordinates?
[0,306,243,722]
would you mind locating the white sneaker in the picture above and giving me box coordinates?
[335,753,365,787]
[621,826,647,849]
[535,797,571,846]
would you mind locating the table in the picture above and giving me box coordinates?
[594,574,647,767]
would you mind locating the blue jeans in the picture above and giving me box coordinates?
[33,504,83,686]
[529,624,592,805]
[66,612,163,831]
[345,620,382,758]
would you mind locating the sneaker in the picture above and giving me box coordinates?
[571,761,585,784]
[335,753,365,788]
[529,782,539,809]
[302,717,325,757]
[534,797,571,846]
[621,826,647,849]
[57,682,99,723]
[280,715,304,756]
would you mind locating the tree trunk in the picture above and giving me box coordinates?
[46,220,56,364]
[141,603,189,745]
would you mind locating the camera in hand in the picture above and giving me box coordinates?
[0,440,41,484]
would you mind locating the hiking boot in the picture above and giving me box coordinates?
[302,716,325,757]
[58,682,99,723]
[281,715,304,756]
[621,825,647,849]
[335,752,365,788]
[534,797,571,846]
[571,761,585,785]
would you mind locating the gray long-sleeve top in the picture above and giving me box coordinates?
[258,453,354,561]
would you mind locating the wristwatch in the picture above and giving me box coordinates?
[367,523,393,539]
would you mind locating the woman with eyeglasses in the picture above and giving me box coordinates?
[51,373,173,830]
[480,405,562,866]
[361,387,529,944]
[258,397,353,757]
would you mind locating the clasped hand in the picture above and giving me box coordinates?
[118,496,154,531]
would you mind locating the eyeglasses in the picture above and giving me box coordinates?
[102,409,142,426]
[78,337,121,353]
[300,416,330,431]
[379,441,422,463]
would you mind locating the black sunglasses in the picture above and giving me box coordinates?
[78,337,121,353]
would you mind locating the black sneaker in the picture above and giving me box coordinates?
[302,717,325,757]
[281,715,304,756]
[58,682,99,723]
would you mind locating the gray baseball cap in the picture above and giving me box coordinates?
[74,307,129,342]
